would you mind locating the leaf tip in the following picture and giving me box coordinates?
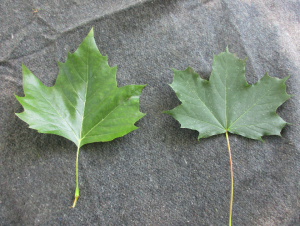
[170,68,177,73]
[89,27,94,36]
[258,137,264,142]
[282,74,291,82]
[22,64,29,73]
[286,122,292,126]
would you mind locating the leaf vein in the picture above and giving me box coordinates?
[81,98,129,139]
[60,86,83,117]
[69,56,88,83]
[36,89,78,140]
[228,83,274,129]
[180,76,223,128]
[174,111,224,130]
[33,118,73,132]
[21,101,59,117]
[60,65,85,102]
[230,122,267,129]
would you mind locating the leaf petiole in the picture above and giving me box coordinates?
[71,146,80,208]
[226,131,233,226]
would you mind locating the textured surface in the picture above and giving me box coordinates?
[1,0,299,225]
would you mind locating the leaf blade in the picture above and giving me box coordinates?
[165,48,290,141]
[16,28,146,148]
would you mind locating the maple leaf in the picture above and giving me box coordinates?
[164,47,291,225]
[15,28,146,207]
[165,47,290,140]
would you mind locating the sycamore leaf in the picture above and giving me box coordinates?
[16,28,146,148]
[15,28,146,207]
[164,47,290,141]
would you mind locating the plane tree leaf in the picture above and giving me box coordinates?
[164,47,290,141]
[16,28,146,148]
[15,28,146,207]
[164,47,291,225]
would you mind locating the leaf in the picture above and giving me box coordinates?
[164,47,291,225]
[15,28,146,207]
[164,47,290,141]
[16,28,146,148]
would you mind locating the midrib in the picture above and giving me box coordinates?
[78,43,90,147]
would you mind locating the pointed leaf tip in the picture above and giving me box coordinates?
[88,27,94,37]
[282,74,291,82]
[21,64,27,71]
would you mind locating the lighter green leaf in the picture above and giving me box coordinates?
[164,47,291,141]
[15,28,146,148]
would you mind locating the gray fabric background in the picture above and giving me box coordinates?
[1,0,299,225]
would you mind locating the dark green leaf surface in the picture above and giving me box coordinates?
[16,28,146,148]
[164,47,290,141]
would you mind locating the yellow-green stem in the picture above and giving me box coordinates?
[71,146,80,208]
[226,131,233,226]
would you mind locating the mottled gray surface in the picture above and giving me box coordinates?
[1,0,300,225]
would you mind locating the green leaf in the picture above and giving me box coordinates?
[164,47,291,225]
[164,47,291,141]
[16,28,146,148]
[15,28,146,207]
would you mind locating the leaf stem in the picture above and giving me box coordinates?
[71,146,80,208]
[226,130,233,226]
